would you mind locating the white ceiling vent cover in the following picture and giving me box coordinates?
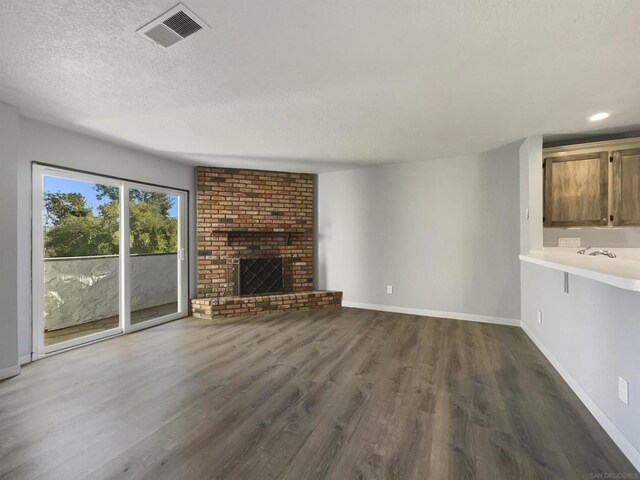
[137,4,209,48]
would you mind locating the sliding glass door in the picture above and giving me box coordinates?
[37,173,123,348]
[126,185,185,330]
[32,165,188,358]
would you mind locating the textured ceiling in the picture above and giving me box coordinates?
[1,0,640,172]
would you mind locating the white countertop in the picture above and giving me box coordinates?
[520,248,640,292]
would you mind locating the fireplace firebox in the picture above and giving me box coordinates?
[235,257,284,296]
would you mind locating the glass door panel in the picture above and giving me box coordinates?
[34,165,188,358]
[128,187,180,326]
[41,174,122,348]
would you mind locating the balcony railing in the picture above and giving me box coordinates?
[44,252,177,331]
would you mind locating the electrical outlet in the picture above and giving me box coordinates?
[558,237,581,247]
[537,310,542,324]
[619,377,629,405]
[386,285,393,294]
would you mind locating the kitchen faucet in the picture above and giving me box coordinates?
[577,246,616,258]
[588,249,617,258]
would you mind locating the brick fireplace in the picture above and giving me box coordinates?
[191,167,342,319]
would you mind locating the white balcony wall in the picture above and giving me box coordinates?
[44,253,177,330]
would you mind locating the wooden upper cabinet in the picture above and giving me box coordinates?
[543,151,608,227]
[611,148,640,226]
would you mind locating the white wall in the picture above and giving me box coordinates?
[0,103,20,380]
[316,142,521,324]
[45,254,178,330]
[16,116,196,362]
[543,227,640,248]
[521,262,640,467]
[519,136,543,254]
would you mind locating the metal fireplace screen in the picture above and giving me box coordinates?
[238,257,284,296]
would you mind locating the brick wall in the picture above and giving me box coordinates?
[192,291,342,319]
[196,167,314,298]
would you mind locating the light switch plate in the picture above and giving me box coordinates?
[619,377,629,405]
[558,237,581,247]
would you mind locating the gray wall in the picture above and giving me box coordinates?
[521,261,640,459]
[544,227,640,248]
[316,142,521,322]
[519,136,543,254]
[0,103,20,379]
[16,116,197,362]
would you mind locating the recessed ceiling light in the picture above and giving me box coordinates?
[588,112,610,122]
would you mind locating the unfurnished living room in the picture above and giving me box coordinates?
[1,1,639,479]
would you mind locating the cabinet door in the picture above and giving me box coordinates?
[543,152,608,227]
[611,148,640,226]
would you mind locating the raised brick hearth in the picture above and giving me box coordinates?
[192,291,342,319]
[191,167,342,319]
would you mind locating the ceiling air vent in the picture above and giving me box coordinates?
[137,3,209,49]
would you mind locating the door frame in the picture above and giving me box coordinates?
[32,164,189,359]
[122,181,189,334]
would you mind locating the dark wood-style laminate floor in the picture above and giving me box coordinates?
[44,302,179,346]
[0,308,636,480]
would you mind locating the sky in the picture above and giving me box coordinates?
[44,176,178,217]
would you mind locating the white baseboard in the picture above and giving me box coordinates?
[0,364,20,381]
[342,301,520,327]
[521,321,640,472]
[19,354,31,365]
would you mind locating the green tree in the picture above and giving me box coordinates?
[44,192,92,226]
[129,200,177,254]
[44,215,119,257]
[126,189,176,253]
[94,184,119,202]
[96,185,173,216]
[44,186,176,257]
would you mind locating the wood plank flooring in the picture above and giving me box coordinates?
[44,302,178,345]
[0,307,636,479]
